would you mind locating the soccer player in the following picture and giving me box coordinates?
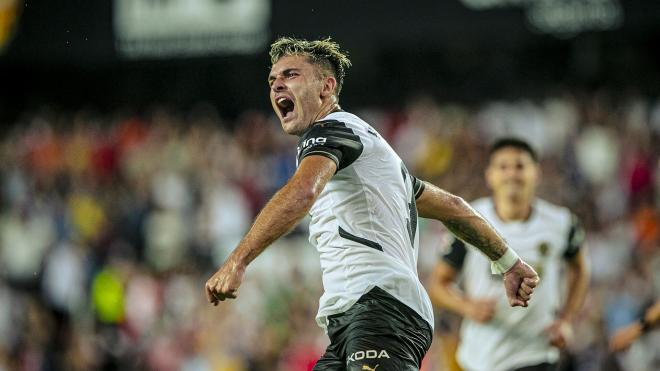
[205,38,539,371]
[429,138,590,371]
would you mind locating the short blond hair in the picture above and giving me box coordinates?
[269,37,352,96]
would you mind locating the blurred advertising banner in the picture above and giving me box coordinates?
[0,0,21,54]
[114,0,270,58]
[461,0,622,36]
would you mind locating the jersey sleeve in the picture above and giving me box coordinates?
[412,176,425,199]
[297,120,364,171]
[563,213,585,259]
[442,238,467,271]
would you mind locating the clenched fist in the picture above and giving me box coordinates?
[205,260,246,306]
[503,259,539,307]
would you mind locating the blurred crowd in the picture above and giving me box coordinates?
[0,90,659,371]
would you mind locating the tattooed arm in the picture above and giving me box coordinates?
[416,183,507,260]
[416,181,539,307]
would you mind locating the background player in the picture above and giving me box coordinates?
[205,38,539,370]
[609,299,660,352]
[429,138,590,371]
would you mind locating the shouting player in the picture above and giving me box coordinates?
[205,38,540,371]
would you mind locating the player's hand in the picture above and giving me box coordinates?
[465,298,497,323]
[205,259,246,306]
[503,259,539,307]
[545,319,573,349]
[608,323,642,352]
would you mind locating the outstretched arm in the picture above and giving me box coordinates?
[205,155,336,305]
[416,181,539,307]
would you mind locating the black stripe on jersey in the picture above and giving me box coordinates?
[302,149,341,167]
[442,238,467,271]
[338,226,383,252]
[412,176,425,199]
[297,120,364,171]
[563,213,585,259]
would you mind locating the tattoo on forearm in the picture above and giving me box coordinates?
[443,218,508,261]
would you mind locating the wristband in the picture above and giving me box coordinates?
[639,317,652,333]
[491,248,520,274]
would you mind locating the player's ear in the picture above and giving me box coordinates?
[532,163,541,186]
[320,75,337,99]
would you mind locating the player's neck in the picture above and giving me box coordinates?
[313,99,340,122]
[493,197,533,222]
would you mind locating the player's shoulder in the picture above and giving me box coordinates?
[325,111,367,128]
[302,112,369,139]
[323,111,380,137]
[299,114,359,143]
[534,198,575,224]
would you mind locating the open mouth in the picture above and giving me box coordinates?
[276,97,295,120]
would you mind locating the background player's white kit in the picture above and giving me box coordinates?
[446,197,584,371]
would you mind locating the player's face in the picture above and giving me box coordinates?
[486,147,539,201]
[268,55,328,136]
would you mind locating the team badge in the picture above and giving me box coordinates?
[537,242,550,257]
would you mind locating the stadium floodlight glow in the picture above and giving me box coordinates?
[460,0,530,10]
[460,0,623,36]
[526,0,623,36]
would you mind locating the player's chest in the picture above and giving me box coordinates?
[501,228,566,262]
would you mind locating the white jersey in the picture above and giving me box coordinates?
[296,111,434,331]
[442,197,584,371]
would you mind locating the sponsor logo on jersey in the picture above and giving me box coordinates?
[297,136,328,158]
[301,136,327,148]
[362,365,379,371]
[347,349,390,362]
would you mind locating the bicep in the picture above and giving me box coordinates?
[416,181,467,220]
[292,155,337,199]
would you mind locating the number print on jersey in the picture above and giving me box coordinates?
[400,163,417,249]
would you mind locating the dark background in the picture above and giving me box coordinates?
[1,0,659,121]
[0,2,658,370]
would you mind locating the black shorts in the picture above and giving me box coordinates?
[512,363,558,371]
[313,286,433,371]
